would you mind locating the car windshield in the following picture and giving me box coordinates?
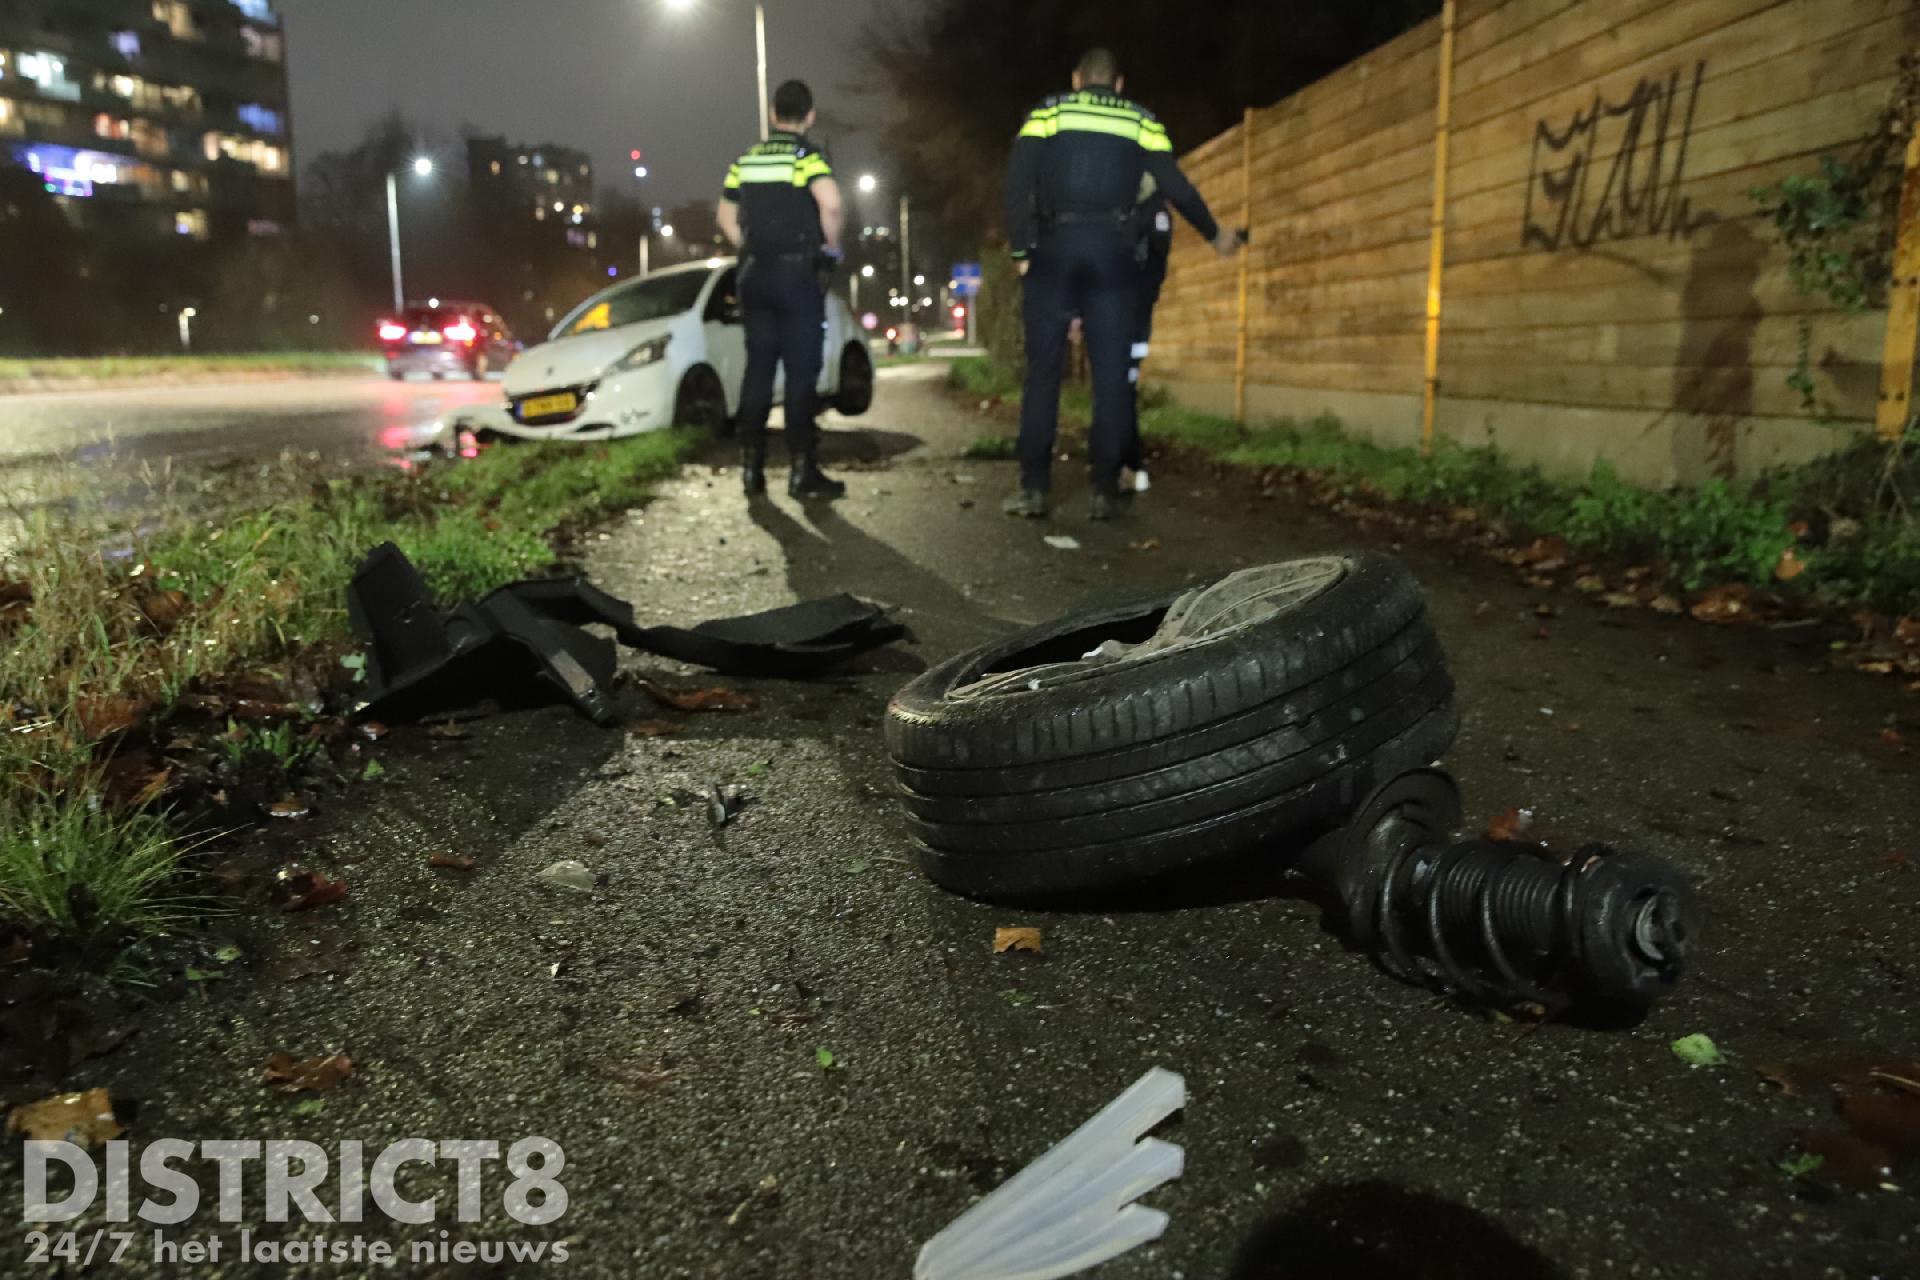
[554,272,711,339]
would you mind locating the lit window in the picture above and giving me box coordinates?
[170,169,190,192]
[534,206,546,221]
[17,52,82,102]
[578,163,589,177]
[587,231,598,250]
[109,31,141,58]
[152,1,196,39]
[546,169,559,184]
[175,209,208,238]
[109,75,135,98]
[230,0,277,21]
[93,113,132,140]
[240,27,283,61]
[489,160,501,175]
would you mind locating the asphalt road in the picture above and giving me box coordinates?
[0,374,493,473]
[24,365,1919,1279]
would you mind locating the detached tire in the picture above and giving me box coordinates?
[885,553,1457,900]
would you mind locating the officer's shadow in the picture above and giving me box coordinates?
[746,497,1015,671]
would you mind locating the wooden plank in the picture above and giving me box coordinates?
[1450,0,1801,133]
[1448,12,1912,198]
[1442,82,1892,253]
[1438,311,1886,367]
[1439,356,1877,419]
[1451,0,1582,67]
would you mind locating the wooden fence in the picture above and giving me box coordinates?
[1149,0,1920,486]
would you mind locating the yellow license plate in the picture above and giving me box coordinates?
[410,331,442,344]
[520,392,578,418]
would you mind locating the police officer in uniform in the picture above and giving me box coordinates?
[1004,48,1240,520]
[1120,176,1173,494]
[717,79,846,500]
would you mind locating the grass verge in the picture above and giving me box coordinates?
[948,356,1920,616]
[0,352,381,388]
[1,430,698,937]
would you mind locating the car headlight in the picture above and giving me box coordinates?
[606,336,670,375]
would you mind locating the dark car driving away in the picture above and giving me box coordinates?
[378,300,517,381]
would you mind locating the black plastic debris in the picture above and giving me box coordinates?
[346,543,903,726]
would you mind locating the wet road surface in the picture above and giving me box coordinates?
[0,374,493,473]
[48,364,1919,1278]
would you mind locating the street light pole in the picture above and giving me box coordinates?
[899,194,911,321]
[386,157,433,314]
[385,172,404,314]
[755,2,769,140]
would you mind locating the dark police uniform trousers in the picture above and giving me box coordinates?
[722,131,834,461]
[1125,194,1174,473]
[1005,89,1220,498]
[737,253,825,461]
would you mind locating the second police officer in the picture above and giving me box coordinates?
[716,78,847,501]
[1003,47,1242,521]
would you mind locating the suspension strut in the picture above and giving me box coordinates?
[1294,769,1696,1015]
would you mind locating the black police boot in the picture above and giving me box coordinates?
[741,444,767,497]
[788,451,846,500]
[1089,488,1123,521]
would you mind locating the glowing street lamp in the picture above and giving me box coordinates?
[664,0,771,141]
[385,156,434,312]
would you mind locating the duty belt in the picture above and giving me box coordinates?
[1046,209,1131,228]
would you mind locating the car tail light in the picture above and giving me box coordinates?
[443,320,478,344]
[378,321,407,342]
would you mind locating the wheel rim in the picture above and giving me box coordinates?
[951,557,1351,701]
[841,349,872,405]
[680,373,727,432]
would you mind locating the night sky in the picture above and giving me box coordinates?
[278,0,890,209]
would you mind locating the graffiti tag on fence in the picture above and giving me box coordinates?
[1522,62,1709,252]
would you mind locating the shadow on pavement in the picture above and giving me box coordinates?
[746,496,1013,662]
[1226,1180,1566,1280]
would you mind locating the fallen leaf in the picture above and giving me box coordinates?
[1758,1053,1920,1097]
[993,927,1044,955]
[1794,1128,1895,1191]
[270,867,349,912]
[1671,1033,1724,1067]
[1648,593,1684,615]
[1532,602,1558,618]
[355,721,390,741]
[1572,574,1606,594]
[1599,591,1639,608]
[262,1051,354,1093]
[1690,584,1753,625]
[1520,535,1568,566]
[626,719,685,737]
[75,696,146,740]
[639,681,755,713]
[429,852,477,871]
[139,590,191,634]
[1839,1089,1920,1154]
[1128,538,1161,552]
[1485,807,1535,843]
[1772,548,1806,581]
[265,796,310,820]
[1895,617,1920,647]
[4,1088,122,1147]
[426,722,470,740]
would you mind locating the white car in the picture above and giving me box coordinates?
[453,257,874,443]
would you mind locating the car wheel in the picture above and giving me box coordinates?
[833,342,874,416]
[673,365,732,437]
[386,366,405,381]
[884,553,1457,900]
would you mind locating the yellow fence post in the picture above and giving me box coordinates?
[1420,0,1458,454]
[1877,119,1920,442]
[1234,106,1254,424]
